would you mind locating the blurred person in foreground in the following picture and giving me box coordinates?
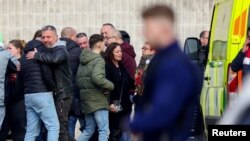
[130,5,203,141]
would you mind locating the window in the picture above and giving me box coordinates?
[211,0,233,61]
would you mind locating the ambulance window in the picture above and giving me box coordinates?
[211,0,233,61]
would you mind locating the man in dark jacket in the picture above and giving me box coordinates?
[61,27,85,140]
[21,39,59,141]
[130,5,203,141]
[26,25,73,141]
[198,31,209,74]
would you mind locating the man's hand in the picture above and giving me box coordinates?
[26,48,38,60]
[242,39,250,53]
[110,104,116,113]
[103,91,110,95]
[131,133,143,141]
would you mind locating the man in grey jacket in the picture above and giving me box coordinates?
[0,44,19,129]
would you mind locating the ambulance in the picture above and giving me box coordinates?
[184,0,250,124]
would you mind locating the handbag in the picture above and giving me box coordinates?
[113,78,125,113]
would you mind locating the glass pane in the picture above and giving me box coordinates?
[211,0,233,61]
[184,39,199,60]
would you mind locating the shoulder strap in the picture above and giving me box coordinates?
[119,77,125,102]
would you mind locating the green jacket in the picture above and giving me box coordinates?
[77,49,114,114]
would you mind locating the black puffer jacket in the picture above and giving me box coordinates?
[4,59,24,104]
[20,40,53,94]
[34,40,73,100]
[60,38,82,115]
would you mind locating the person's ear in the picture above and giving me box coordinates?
[69,34,73,40]
[96,42,101,49]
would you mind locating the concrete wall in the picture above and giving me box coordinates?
[0,0,213,61]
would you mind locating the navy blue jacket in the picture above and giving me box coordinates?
[20,40,55,94]
[130,41,203,141]
[60,38,82,116]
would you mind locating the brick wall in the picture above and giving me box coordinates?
[0,0,213,61]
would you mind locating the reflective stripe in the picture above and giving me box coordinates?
[214,88,220,116]
[210,66,216,86]
[217,62,224,86]
[201,87,225,117]
[201,87,209,116]
[210,88,216,116]
[219,87,225,114]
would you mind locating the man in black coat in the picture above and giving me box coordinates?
[26,25,73,141]
[60,27,85,140]
[20,38,59,141]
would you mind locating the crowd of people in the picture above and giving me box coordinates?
[0,4,209,141]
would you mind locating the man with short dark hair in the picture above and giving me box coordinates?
[77,34,114,141]
[76,32,89,49]
[130,5,203,141]
[199,31,209,47]
[120,30,131,44]
[198,31,209,73]
[26,25,73,141]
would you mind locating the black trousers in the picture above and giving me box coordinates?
[55,97,73,141]
[0,100,26,141]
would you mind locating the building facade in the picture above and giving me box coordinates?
[0,0,213,61]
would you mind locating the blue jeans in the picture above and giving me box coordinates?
[77,109,109,141]
[68,115,85,139]
[24,92,59,141]
[120,132,131,141]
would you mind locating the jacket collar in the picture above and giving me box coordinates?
[52,39,66,48]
